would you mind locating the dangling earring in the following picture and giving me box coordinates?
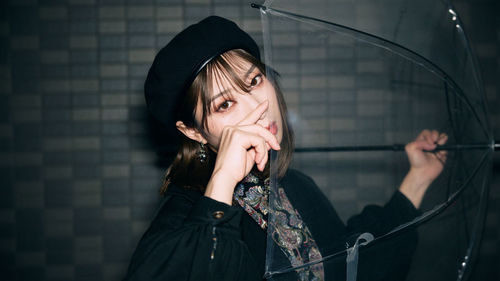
[197,142,207,163]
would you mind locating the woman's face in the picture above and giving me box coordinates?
[195,60,283,151]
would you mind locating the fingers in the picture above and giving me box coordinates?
[419,129,436,145]
[435,151,447,163]
[247,135,268,171]
[231,126,275,170]
[235,100,281,150]
[411,132,436,151]
[415,130,433,150]
[414,130,448,150]
[417,129,429,141]
[435,132,448,163]
[411,129,449,165]
[238,100,269,126]
[239,124,280,150]
[219,125,275,173]
[246,146,268,172]
[430,130,439,142]
[436,132,448,145]
[234,131,269,172]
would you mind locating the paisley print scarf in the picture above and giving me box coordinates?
[233,173,324,281]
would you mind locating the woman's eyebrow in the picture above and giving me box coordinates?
[244,65,257,79]
[209,89,230,103]
[210,65,257,103]
[209,65,258,104]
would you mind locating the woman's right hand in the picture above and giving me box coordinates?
[204,100,281,205]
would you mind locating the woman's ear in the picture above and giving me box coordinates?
[176,121,207,144]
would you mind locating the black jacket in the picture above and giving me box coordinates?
[124,170,420,281]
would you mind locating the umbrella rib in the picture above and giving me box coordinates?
[251,3,492,141]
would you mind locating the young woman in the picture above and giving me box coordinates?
[124,16,447,281]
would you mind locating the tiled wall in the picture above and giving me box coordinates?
[0,0,498,280]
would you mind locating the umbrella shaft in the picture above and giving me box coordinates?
[294,143,494,153]
[158,142,498,155]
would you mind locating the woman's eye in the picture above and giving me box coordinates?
[216,100,233,112]
[249,74,262,87]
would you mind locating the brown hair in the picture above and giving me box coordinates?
[160,49,294,194]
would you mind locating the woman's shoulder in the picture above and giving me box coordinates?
[161,184,204,206]
[146,185,203,233]
[280,169,329,205]
[282,168,317,186]
[150,184,245,235]
[281,168,321,193]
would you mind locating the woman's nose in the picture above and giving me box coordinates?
[244,95,268,124]
[254,103,270,128]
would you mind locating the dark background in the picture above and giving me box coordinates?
[0,0,498,280]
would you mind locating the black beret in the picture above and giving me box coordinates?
[144,16,261,131]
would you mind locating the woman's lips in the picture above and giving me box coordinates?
[268,121,278,135]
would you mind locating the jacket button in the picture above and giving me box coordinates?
[212,211,224,219]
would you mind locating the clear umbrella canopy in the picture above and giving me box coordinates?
[255,0,495,280]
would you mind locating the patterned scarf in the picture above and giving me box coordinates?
[233,173,324,281]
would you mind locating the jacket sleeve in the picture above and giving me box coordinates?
[123,191,262,281]
[345,190,421,238]
[344,191,421,281]
[282,169,420,241]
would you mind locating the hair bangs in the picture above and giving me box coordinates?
[197,49,264,130]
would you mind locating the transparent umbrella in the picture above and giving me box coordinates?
[252,0,498,280]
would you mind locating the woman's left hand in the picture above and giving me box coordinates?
[399,129,448,208]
